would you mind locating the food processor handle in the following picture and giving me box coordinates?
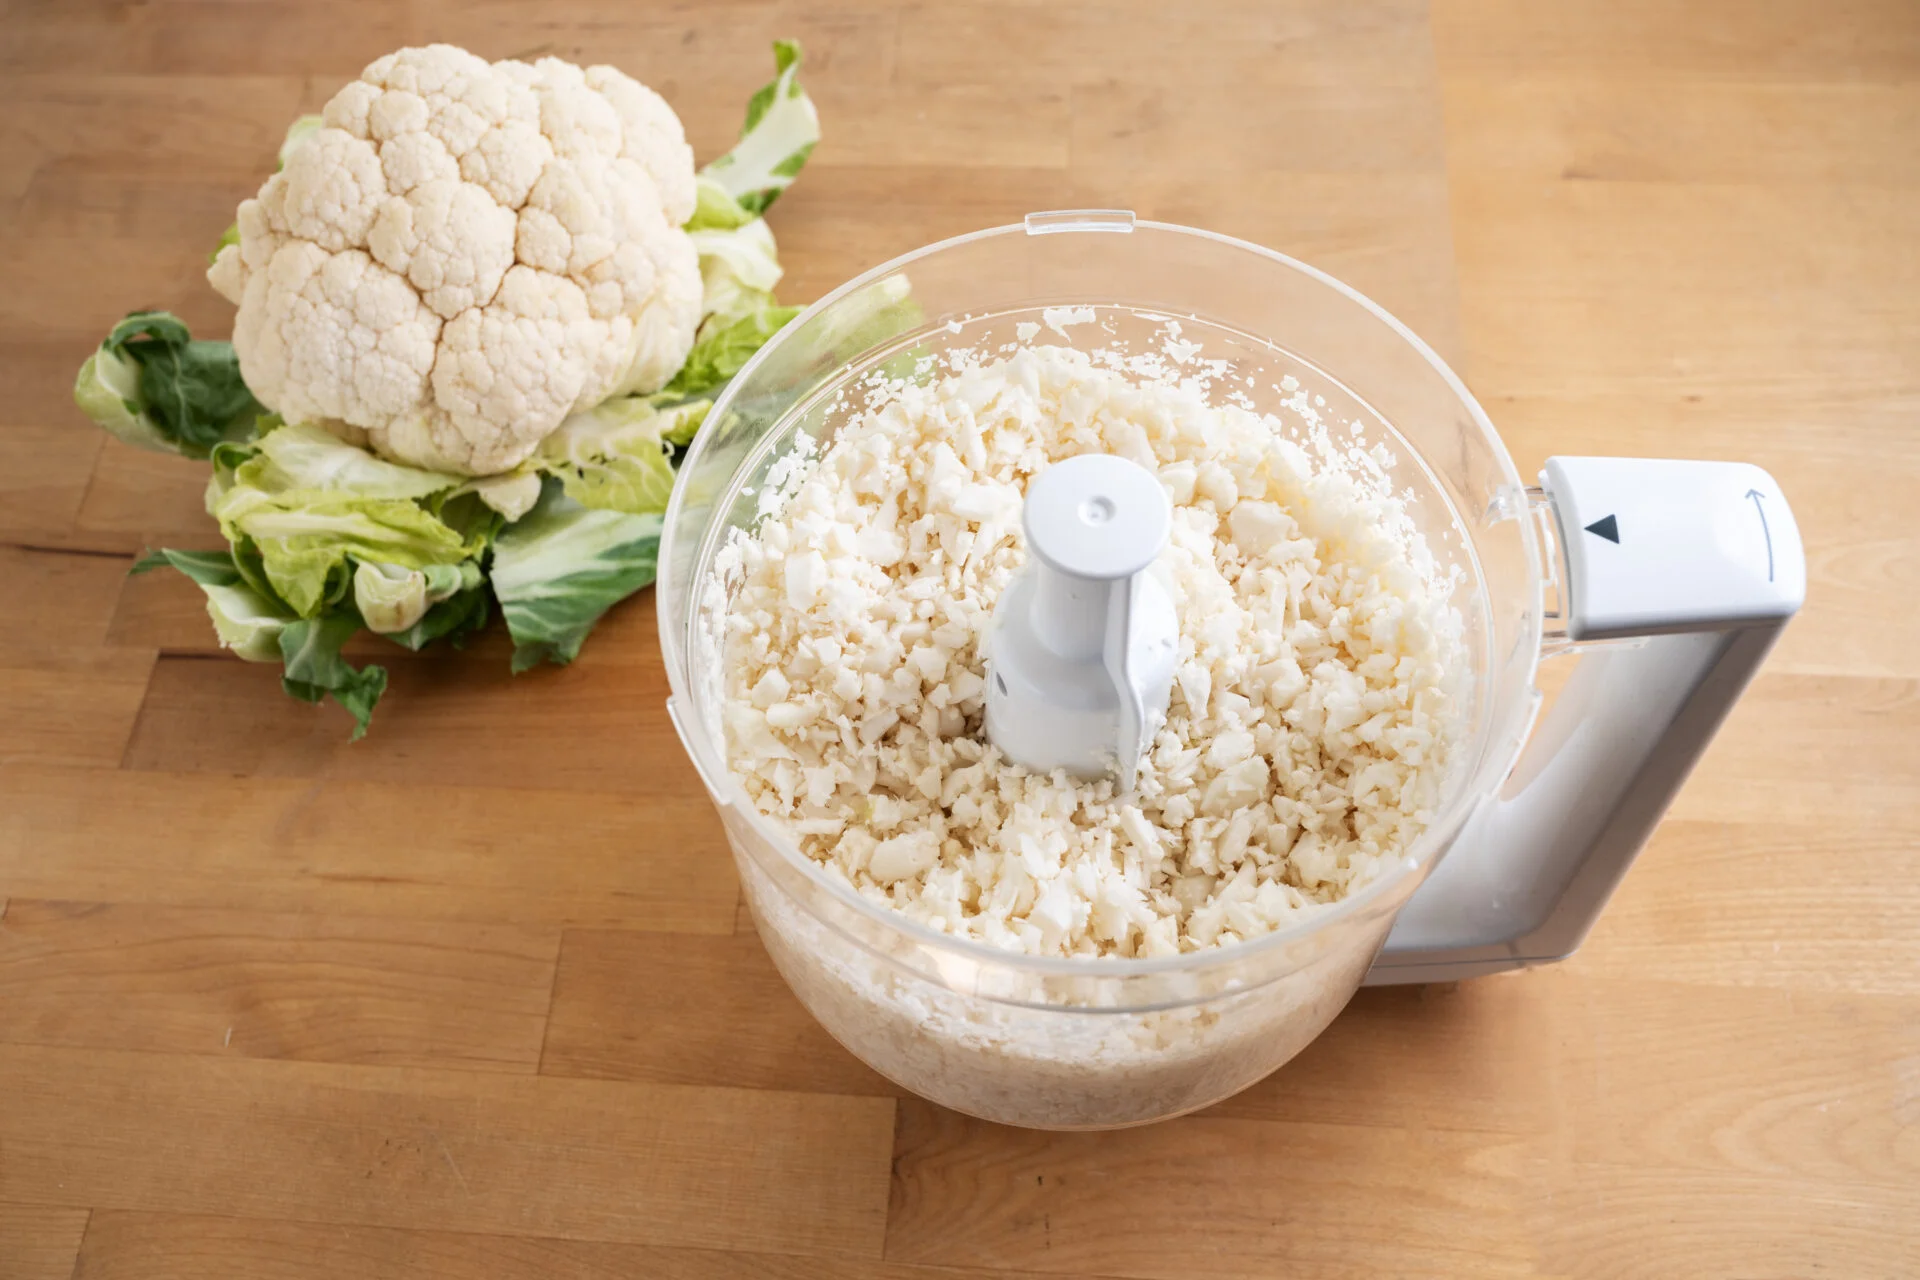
[1369,457,1806,985]
[984,454,1178,788]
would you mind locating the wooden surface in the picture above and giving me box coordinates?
[2,0,1916,1275]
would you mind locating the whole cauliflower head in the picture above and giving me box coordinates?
[208,45,702,475]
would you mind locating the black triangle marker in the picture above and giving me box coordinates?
[1585,514,1619,544]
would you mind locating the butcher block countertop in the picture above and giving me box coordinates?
[2,1,1915,1276]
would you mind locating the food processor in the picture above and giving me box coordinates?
[657,211,1805,1129]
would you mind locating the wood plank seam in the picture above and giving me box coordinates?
[67,1208,92,1280]
[531,932,568,1078]
[69,1208,997,1280]
[0,540,131,562]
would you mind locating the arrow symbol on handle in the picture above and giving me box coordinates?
[1746,489,1774,582]
[1583,514,1619,544]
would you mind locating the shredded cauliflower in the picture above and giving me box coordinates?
[717,344,1464,960]
[208,44,702,476]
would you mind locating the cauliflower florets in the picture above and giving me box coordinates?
[208,44,702,476]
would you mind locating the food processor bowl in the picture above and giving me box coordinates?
[657,214,1534,1128]
[657,212,1802,1129]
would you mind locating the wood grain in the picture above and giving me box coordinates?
[1430,0,1920,79]
[0,339,106,427]
[69,1211,1060,1280]
[0,545,129,649]
[1539,974,1916,1186]
[894,1,1438,90]
[119,645,704,793]
[0,647,154,768]
[1533,1165,1918,1280]
[1201,976,1551,1133]
[1440,77,1920,185]
[0,899,559,1070]
[0,765,739,930]
[541,928,898,1096]
[0,427,99,541]
[70,446,224,554]
[1580,818,1920,998]
[0,1203,90,1280]
[0,1043,896,1257]
[1664,674,1920,825]
[0,0,1914,1275]
[886,1102,1538,1279]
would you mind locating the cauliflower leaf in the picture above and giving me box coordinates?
[689,218,784,310]
[687,175,759,233]
[666,304,800,398]
[667,41,818,405]
[492,483,664,671]
[210,424,486,616]
[132,547,389,738]
[537,397,708,515]
[704,40,819,217]
[245,421,464,499]
[278,610,390,741]
[384,580,492,653]
[455,471,544,522]
[73,312,265,459]
[354,560,483,635]
[673,218,800,397]
[132,548,293,663]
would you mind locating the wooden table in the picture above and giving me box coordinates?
[3,1,1915,1275]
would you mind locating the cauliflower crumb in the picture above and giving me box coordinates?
[717,344,1461,960]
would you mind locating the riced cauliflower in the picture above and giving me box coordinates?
[208,44,703,476]
[717,342,1463,961]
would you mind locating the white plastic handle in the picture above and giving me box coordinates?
[1369,457,1806,984]
[984,455,1178,789]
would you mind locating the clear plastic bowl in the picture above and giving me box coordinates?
[658,212,1543,1129]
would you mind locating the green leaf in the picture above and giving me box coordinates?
[664,215,800,402]
[73,311,263,459]
[385,584,491,652]
[455,470,543,522]
[536,398,708,516]
[685,174,758,233]
[743,40,803,134]
[429,490,508,547]
[661,401,711,447]
[491,482,662,672]
[209,423,480,617]
[675,50,818,404]
[665,304,799,399]
[134,547,295,663]
[131,547,243,586]
[702,40,819,217]
[227,537,282,606]
[136,544,392,737]
[353,560,482,635]
[278,610,388,741]
[204,581,297,662]
[214,491,480,617]
[208,221,241,266]
[277,115,325,167]
[689,217,785,318]
[246,421,463,500]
